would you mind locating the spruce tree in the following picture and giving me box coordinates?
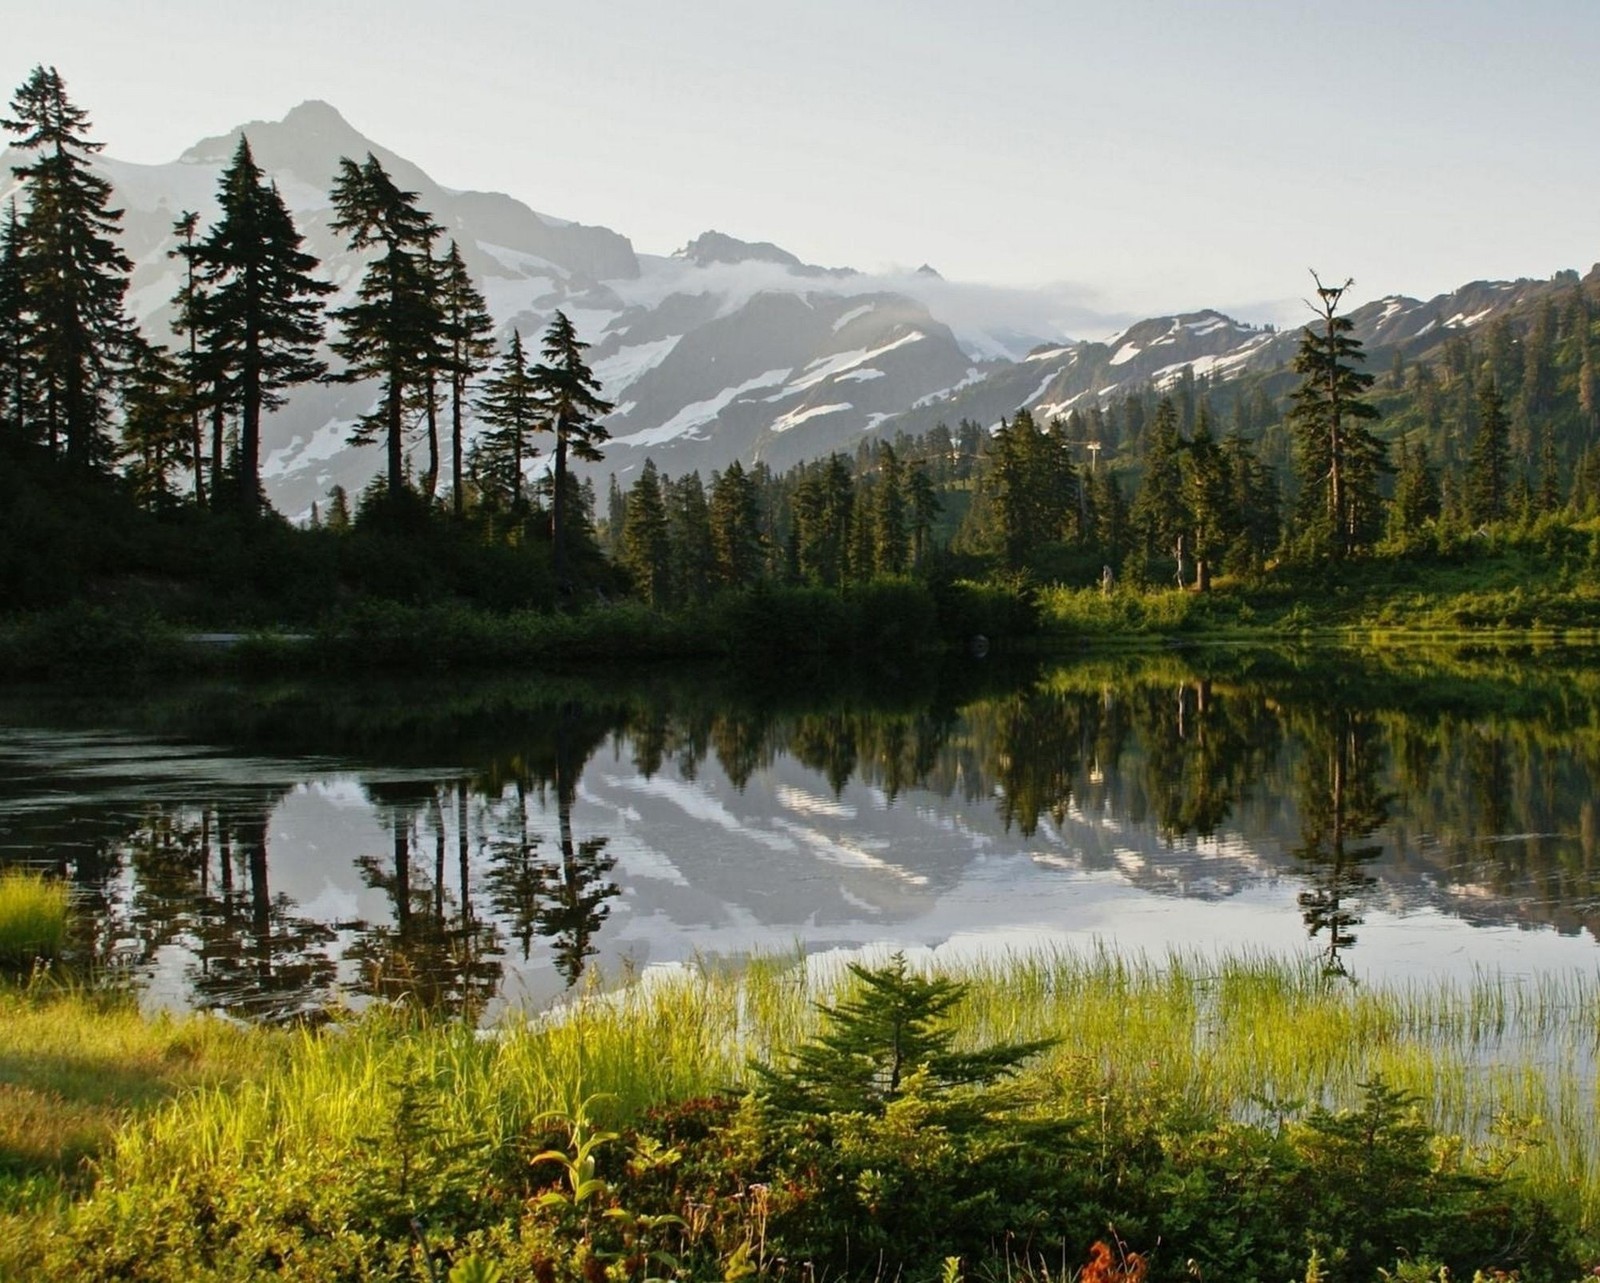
[708,459,763,589]
[872,441,910,574]
[1387,436,1440,547]
[0,200,27,454]
[907,462,941,568]
[750,952,1053,1116]
[329,153,443,502]
[792,454,855,587]
[190,137,332,514]
[438,241,495,517]
[1467,378,1511,527]
[3,65,132,470]
[1182,409,1231,591]
[119,334,189,511]
[1287,275,1386,560]
[166,210,206,504]
[1130,397,1188,581]
[667,471,715,606]
[533,310,614,588]
[473,328,541,510]
[621,459,671,606]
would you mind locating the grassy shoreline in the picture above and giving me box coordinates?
[4,948,1599,1280]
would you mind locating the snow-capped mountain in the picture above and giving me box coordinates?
[1,102,1075,513]
[2,100,1588,514]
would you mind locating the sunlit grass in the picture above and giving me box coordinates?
[70,948,1600,1238]
[0,869,70,965]
[0,982,287,1278]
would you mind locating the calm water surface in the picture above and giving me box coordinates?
[3,643,1598,1018]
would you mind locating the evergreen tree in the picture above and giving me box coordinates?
[750,952,1053,1116]
[1089,468,1131,570]
[621,459,671,606]
[792,454,855,587]
[667,471,715,605]
[1130,397,1188,581]
[533,310,613,589]
[473,328,541,509]
[325,483,352,532]
[1467,378,1511,527]
[602,472,626,557]
[907,462,941,568]
[1220,429,1279,575]
[329,153,443,501]
[166,210,206,504]
[872,442,910,574]
[708,459,763,589]
[1287,275,1386,559]
[1387,436,1440,547]
[437,241,495,518]
[1537,421,1563,514]
[189,137,332,514]
[3,65,132,470]
[0,200,28,453]
[984,408,1077,570]
[118,334,189,511]
[1182,409,1231,590]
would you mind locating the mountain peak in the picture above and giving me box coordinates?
[679,230,805,270]
[280,99,353,131]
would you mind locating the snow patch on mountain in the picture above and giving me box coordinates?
[591,335,682,393]
[832,303,875,332]
[615,368,792,447]
[787,332,925,394]
[772,402,852,433]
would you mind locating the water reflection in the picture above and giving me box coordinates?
[3,644,1600,1017]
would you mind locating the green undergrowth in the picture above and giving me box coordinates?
[7,949,1600,1281]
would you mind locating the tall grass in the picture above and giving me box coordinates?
[82,948,1600,1235]
[0,869,70,964]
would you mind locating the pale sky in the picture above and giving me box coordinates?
[7,0,1599,328]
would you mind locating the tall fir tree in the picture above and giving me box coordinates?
[872,441,910,575]
[118,334,190,511]
[0,199,27,453]
[621,459,671,606]
[667,471,715,606]
[329,153,443,502]
[1387,436,1440,548]
[792,454,855,587]
[2,65,132,470]
[1467,377,1511,527]
[437,241,495,518]
[189,137,332,514]
[166,210,207,504]
[1182,407,1231,591]
[473,328,541,510]
[708,459,763,589]
[1287,275,1386,559]
[1129,397,1188,582]
[532,310,613,588]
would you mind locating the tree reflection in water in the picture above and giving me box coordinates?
[1290,709,1392,977]
[9,644,1600,1018]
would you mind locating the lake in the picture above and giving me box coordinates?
[3,641,1598,1019]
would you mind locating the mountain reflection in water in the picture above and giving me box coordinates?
[2,643,1598,1019]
